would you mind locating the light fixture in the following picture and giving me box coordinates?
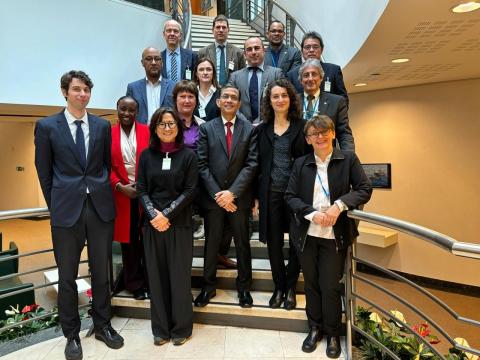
[452,1,480,13]
[354,83,367,87]
[391,58,410,63]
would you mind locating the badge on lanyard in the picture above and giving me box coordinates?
[162,153,171,170]
[228,60,235,71]
[199,107,207,118]
[324,77,331,93]
[185,69,192,80]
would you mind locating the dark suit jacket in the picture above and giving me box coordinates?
[255,120,311,243]
[126,77,175,124]
[197,116,258,210]
[228,65,284,122]
[287,62,349,105]
[198,42,246,81]
[299,92,355,151]
[193,88,220,121]
[285,149,372,252]
[161,47,198,81]
[34,111,115,227]
[264,44,302,74]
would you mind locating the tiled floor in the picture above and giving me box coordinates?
[2,319,346,359]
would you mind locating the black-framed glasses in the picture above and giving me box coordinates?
[157,122,177,129]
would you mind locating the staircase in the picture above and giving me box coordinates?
[190,14,268,52]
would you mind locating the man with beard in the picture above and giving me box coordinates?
[264,20,302,74]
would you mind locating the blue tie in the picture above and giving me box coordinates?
[219,45,227,86]
[74,120,86,169]
[249,67,259,121]
[170,52,178,82]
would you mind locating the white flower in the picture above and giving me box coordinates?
[454,338,479,360]
[390,310,406,326]
[369,312,382,324]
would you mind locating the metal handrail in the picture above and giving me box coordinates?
[0,207,49,221]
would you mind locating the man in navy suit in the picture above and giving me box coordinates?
[161,19,198,82]
[287,31,349,105]
[126,47,174,124]
[35,71,124,360]
[264,20,302,74]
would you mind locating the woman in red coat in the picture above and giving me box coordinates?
[111,95,150,300]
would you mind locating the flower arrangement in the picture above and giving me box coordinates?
[355,306,478,360]
[0,304,59,342]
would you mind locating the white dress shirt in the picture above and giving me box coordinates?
[120,124,137,183]
[64,109,89,158]
[146,77,161,125]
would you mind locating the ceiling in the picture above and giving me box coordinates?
[344,0,480,93]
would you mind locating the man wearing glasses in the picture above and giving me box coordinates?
[194,85,258,308]
[126,47,175,124]
[287,31,348,105]
[264,20,302,74]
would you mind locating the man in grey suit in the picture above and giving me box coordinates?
[264,20,302,74]
[229,36,284,123]
[126,47,174,124]
[197,14,246,86]
[194,85,258,308]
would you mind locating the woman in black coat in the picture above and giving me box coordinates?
[255,78,311,310]
[193,57,220,121]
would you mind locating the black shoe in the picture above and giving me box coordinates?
[238,290,253,308]
[301,326,322,353]
[94,325,124,349]
[326,336,341,358]
[194,289,216,307]
[284,287,297,310]
[268,289,284,308]
[133,288,147,300]
[65,337,82,360]
[153,336,169,346]
[172,336,189,346]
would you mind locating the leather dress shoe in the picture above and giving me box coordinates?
[65,337,82,360]
[217,255,237,269]
[284,288,297,310]
[194,289,216,307]
[302,326,323,353]
[238,290,253,308]
[133,288,147,300]
[94,325,124,349]
[268,289,284,308]
[153,336,169,346]
[326,336,342,358]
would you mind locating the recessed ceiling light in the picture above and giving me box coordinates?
[452,1,480,13]
[354,83,367,87]
[391,58,410,63]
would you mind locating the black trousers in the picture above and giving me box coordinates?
[52,196,113,339]
[143,225,193,339]
[299,236,346,336]
[120,199,148,292]
[267,190,300,291]
[203,208,252,292]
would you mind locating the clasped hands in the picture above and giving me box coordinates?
[312,204,341,227]
[215,190,237,212]
[150,209,170,232]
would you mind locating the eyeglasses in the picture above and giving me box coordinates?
[303,44,321,51]
[306,130,331,138]
[220,94,239,101]
[157,122,177,129]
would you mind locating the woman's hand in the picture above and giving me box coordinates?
[252,199,259,217]
[312,205,340,227]
[118,182,138,199]
[150,209,170,232]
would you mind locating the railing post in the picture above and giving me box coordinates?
[344,243,355,360]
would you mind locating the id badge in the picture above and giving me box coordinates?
[162,157,171,170]
[199,107,207,118]
[228,60,235,70]
[324,80,331,93]
[185,69,192,80]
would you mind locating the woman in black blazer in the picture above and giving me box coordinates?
[285,115,371,357]
[193,57,220,121]
[255,78,311,310]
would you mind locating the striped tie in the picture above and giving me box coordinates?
[171,52,178,82]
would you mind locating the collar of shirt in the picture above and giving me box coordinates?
[169,46,180,56]
[248,63,265,72]
[304,89,320,102]
[314,152,332,167]
[145,76,161,86]
[64,108,88,125]
[215,41,228,48]
[222,116,236,127]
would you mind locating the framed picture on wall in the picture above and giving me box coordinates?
[362,163,392,189]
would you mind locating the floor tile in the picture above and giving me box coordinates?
[163,327,225,359]
[0,336,62,360]
[122,318,151,331]
[103,329,166,359]
[225,327,283,357]
[110,316,129,331]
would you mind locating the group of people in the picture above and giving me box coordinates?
[34,14,372,360]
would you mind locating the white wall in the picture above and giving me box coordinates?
[274,0,389,67]
[0,0,169,109]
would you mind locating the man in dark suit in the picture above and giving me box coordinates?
[161,19,198,82]
[197,14,246,86]
[126,47,174,124]
[35,71,124,360]
[194,85,258,308]
[299,59,354,151]
[229,36,284,123]
[287,31,349,105]
[264,20,302,74]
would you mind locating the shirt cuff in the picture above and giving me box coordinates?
[334,199,348,212]
[305,211,317,221]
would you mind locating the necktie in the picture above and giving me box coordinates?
[170,52,178,82]
[306,95,315,119]
[249,67,259,121]
[74,120,86,169]
[219,45,227,86]
[225,121,233,157]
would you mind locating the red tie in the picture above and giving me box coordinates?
[225,121,233,157]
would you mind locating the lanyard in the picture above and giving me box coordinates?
[303,96,319,118]
[316,170,330,199]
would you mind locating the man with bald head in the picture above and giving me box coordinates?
[126,47,174,124]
